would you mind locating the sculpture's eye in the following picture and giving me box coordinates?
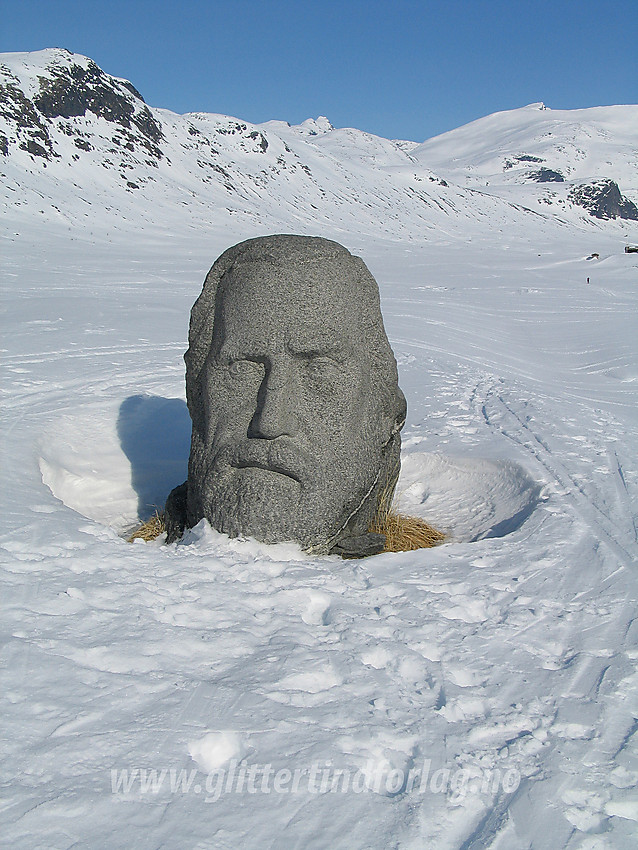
[306,356,329,373]
[302,355,342,383]
[228,358,263,379]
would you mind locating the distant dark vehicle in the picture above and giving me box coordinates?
[625,245,638,253]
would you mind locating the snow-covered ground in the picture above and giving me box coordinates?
[2,50,638,849]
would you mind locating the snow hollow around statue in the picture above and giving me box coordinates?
[38,393,542,546]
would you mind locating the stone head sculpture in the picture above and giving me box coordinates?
[165,235,406,556]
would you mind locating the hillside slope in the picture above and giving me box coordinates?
[413,102,638,222]
[2,49,637,243]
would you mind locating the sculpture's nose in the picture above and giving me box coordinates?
[249,357,299,439]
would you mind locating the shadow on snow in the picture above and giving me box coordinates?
[117,394,190,520]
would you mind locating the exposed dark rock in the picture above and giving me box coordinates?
[33,59,163,151]
[20,139,51,157]
[0,69,56,159]
[248,130,268,152]
[215,121,247,135]
[529,168,564,183]
[74,137,92,151]
[569,179,638,221]
[207,162,235,191]
[133,105,163,143]
[504,153,544,170]
[120,80,145,102]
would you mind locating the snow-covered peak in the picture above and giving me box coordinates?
[260,116,336,139]
[311,126,418,169]
[298,115,334,135]
[0,48,144,103]
[412,103,638,189]
[1,47,90,75]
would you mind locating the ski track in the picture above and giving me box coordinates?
[479,380,636,569]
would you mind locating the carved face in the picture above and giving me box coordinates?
[196,257,388,550]
[183,236,406,553]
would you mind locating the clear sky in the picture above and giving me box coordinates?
[2,0,637,142]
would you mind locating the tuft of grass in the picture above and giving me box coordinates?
[370,508,446,552]
[127,511,166,543]
[369,467,446,552]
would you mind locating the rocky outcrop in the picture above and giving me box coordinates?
[1,50,163,162]
[569,179,638,220]
[504,153,544,170]
[529,168,564,183]
[0,68,57,159]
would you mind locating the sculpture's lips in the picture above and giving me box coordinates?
[235,459,302,482]
[229,440,311,485]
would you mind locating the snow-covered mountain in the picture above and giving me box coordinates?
[2,49,637,242]
[412,102,638,222]
[2,50,638,850]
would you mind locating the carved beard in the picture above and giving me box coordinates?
[195,424,382,553]
[204,463,307,543]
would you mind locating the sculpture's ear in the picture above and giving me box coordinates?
[348,256,406,434]
[394,389,407,433]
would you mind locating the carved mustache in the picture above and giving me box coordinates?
[224,439,315,485]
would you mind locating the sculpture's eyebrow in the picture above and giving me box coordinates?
[287,332,353,358]
[216,342,264,362]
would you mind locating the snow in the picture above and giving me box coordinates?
[412,103,638,216]
[1,49,638,849]
[188,731,247,774]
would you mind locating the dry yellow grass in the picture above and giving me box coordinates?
[127,511,166,542]
[368,468,446,552]
[125,494,446,554]
[369,508,446,552]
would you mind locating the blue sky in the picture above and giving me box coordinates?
[2,0,637,141]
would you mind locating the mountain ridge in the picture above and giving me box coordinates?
[2,48,637,243]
